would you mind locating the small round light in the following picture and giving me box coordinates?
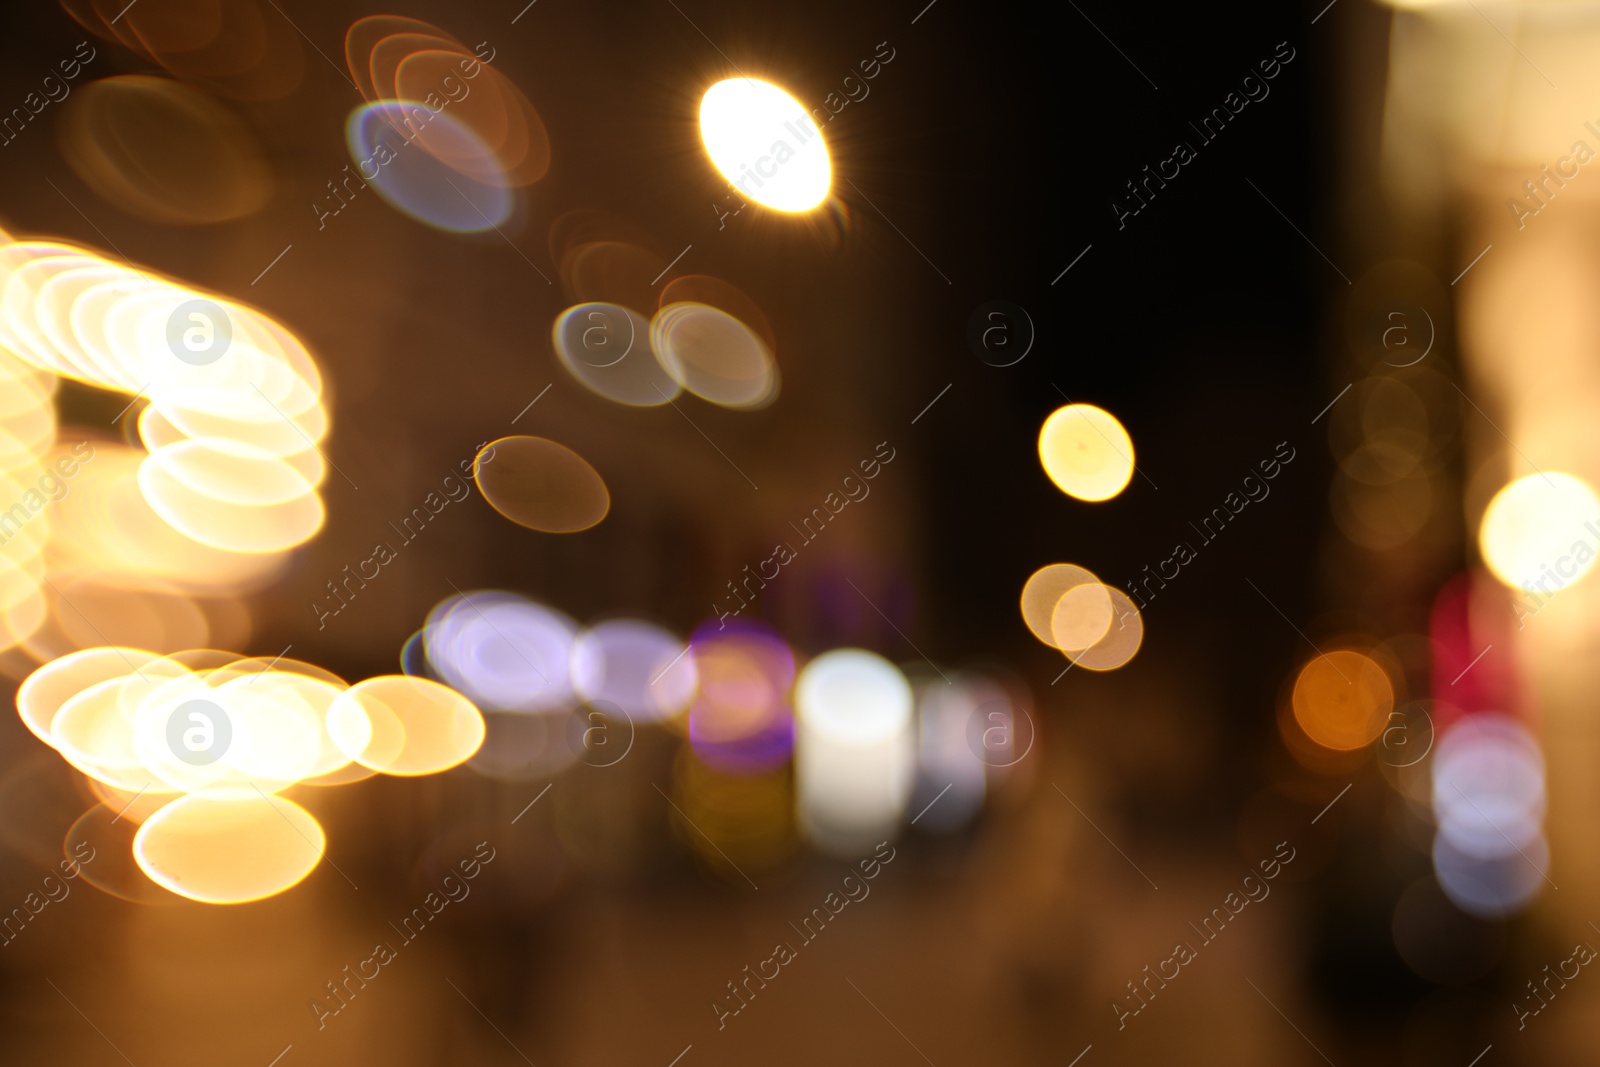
[1290,649,1393,751]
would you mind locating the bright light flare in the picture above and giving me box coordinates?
[698,78,831,212]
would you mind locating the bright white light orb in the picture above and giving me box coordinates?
[795,648,912,746]
[794,648,914,856]
[698,78,831,212]
[1479,471,1600,593]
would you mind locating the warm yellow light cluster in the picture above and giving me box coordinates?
[0,236,330,551]
[0,230,331,664]
[19,648,485,902]
[0,226,418,906]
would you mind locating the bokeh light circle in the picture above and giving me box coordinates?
[570,618,695,722]
[132,792,325,904]
[1432,714,1545,860]
[1478,471,1600,592]
[650,303,779,410]
[1290,649,1393,751]
[1019,563,1100,649]
[1037,403,1135,502]
[327,674,486,776]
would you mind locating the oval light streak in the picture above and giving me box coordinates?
[345,102,512,233]
[699,78,830,212]
[473,436,610,534]
[327,674,486,776]
[133,792,325,904]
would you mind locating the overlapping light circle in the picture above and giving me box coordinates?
[0,229,330,664]
[570,618,697,723]
[1432,713,1545,860]
[651,303,779,410]
[552,303,677,407]
[59,75,273,224]
[1019,562,1142,671]
[346,103,511,232]
[64,0,307,100]
[403,589,1012,865]
[544,208,782,413]
[327,674,487,776]
[342,16,550,232]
